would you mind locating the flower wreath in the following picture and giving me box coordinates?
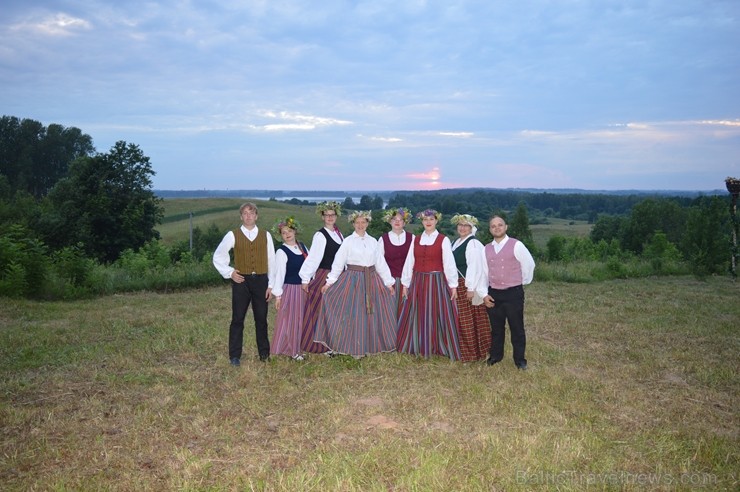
[272,216,302,235]
[450,213,479,227]
[383,207,413,223]
[348,210,372,223]
[315,201,342,216]
[416,209,442,221]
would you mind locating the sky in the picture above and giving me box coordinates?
[1,1,739,192]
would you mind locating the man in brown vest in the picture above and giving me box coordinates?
[213,202,275,365]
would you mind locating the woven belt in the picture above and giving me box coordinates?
[346,264,376,314]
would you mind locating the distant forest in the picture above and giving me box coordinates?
[156,187,723,223]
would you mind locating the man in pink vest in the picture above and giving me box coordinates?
[474,215,535,369]
[213,202,275,366]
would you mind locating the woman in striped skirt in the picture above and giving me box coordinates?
[450,214,492,362]
[298,201,344,353]
[270,216,310,361]
[397,209,461,361]
[314,211,397,357]
[377,207,413,320]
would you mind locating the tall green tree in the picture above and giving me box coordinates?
[508,201,533,245]
[0,116,94,198]
[44,141,164,262]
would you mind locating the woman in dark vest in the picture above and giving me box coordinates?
[450,214,491,362]
[396,209,461,360]
[298,201,343,354]
[377,207,413,319]
[270,216,310,361]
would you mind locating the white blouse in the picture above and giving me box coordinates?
[326,232,394,286]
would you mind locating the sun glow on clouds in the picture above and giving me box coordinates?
[405,167,443,189]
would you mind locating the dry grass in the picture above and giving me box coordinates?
[1,277,738,491]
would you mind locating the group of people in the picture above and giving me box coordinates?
[212,201,535,369]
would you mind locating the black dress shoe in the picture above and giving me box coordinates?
[230,358,241,366]
[516,362,528,370]
[259,354,270,362]
[486,358,501,366]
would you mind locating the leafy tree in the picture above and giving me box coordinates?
[0,116,94,198]
[359,195,373,209]
[342,196,356,210]
[621,199,686,254]
[590,214,628,243]
[44,141,164,262]
[546,234,567,261]
[680,196,731,276]
[508,201,533,245]
[367,209,390,238]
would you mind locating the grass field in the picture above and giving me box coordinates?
[1,277,737,490]
[157,198,339,246]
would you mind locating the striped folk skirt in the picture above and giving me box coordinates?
[300,268,329,353]
[455,277,492,362]
[314,267,397,356]
[396,271,461,361]
[271,283,305,358]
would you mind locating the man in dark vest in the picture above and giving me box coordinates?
[213,202,275,365]
[475,215,535,370]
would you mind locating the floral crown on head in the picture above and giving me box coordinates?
[348,210,372,223]
[450,213,479,227]
[272,216,302,235]
[383,207,412,223]
[416,209,442,221]
[315,201,342,216]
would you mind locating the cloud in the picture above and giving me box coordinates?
[11,13,91,36]
[250,111,353,132]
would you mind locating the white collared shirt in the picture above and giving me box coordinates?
[326,232,394,286]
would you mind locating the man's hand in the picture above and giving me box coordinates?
[483,295,495,308]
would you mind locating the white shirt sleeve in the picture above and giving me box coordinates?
[474,245,490,298]
[212,230,236,279]
[400,240,415,287]
[299,231,326,283]
[514,241,536,285]
[326,237,351,285]
[463,238,486,291]
[265,228,276,289]
[272,248,288,296]
[441,236,458,288]
[373,241,395,286]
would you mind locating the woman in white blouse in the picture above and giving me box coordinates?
[377,207,414,319]
[450,214,491,362]
[269,217,310,360]
[314,211,397,357]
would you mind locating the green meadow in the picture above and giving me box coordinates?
[0,198,737,490]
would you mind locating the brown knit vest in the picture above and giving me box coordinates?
[233,228,268,274]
